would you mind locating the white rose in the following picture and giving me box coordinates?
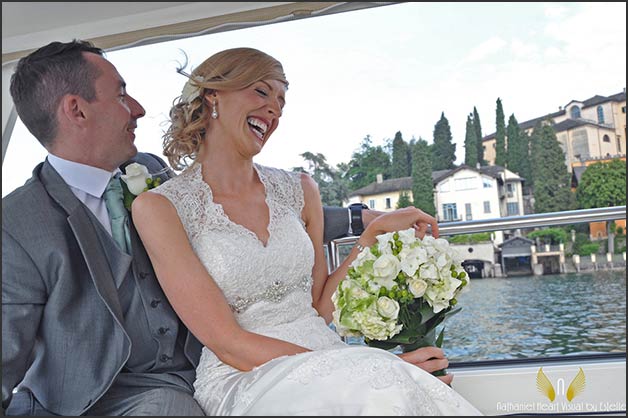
[121,163,151,195]
[376,296,400,319]
[408,278,428,298]
[372,254,401,285]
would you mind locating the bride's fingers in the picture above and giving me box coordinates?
[414,223,427,239]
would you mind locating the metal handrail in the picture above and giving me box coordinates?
[327,205,626,271]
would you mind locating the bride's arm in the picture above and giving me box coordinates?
[132,192,310,371]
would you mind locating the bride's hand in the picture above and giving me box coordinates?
[359,207,439,246]
[398,346,454,386]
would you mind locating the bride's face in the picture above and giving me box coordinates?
[212,79,286,155]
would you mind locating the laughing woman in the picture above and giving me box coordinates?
[132,47,482,416]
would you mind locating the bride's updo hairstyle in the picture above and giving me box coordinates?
[163,47,289,170]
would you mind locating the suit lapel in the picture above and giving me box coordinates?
[39,161,125,325]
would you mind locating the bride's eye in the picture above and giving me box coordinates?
[255,88,268,97]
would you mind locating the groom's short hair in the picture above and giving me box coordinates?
[9,39,104,148]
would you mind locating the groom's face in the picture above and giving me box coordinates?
[81,53,146,170]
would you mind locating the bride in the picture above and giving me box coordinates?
[132,47,482,415]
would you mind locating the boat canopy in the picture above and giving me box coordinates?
[2,1,391,164]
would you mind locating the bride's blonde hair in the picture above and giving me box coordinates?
[163,47,288,170]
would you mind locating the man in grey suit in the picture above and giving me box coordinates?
[2,40,449,416]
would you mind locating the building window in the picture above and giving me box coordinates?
[368,199,375,209]
[483,201,491,213]
[442,203,458,222]
[506,182,515,197]
[572,129,590,159]
[570,106,581,119]
[618,136,623,153]
[507,202,519,216]
[465,203,472,221]
[385,197,392,209]
[622,106,626,114]
[597,106,605,124]
[603,134,610,143]
[482,177,492,188]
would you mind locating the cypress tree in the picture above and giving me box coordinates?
[431,112,456,170]
[505,114,521,173]
[391,131,410,178]
[464,113,478,167]
[411,138,435,215]
[530,121,574,213]
[473,106,484,165]
[495,98,506,166]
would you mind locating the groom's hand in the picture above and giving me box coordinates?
[398,346,454,385]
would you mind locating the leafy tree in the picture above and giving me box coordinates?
[473,107,485,165]
[464,113,478,167]
[396,191,413,209]
[529,121,574,213]
[431,112,456,170]
[576,159,626,253]
[391,131,411,178]
[294,151,349,207]
[346,135,391,190]
[411,138,435,215]
[494,98,506,166]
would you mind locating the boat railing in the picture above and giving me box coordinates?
[326,205,626,271]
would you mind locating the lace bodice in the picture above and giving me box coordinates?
[150,163,344,361]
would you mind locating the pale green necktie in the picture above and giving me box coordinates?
[103,175,131,254]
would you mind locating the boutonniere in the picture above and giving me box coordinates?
[120,163,162,210]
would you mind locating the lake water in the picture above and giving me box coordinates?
[443,270,626,362]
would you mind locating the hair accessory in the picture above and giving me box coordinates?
[177,67,204,105]
[211,99,218,119]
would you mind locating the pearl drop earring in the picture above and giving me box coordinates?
[211,100,218,119]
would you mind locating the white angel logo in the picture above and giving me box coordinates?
[536,367,586,402]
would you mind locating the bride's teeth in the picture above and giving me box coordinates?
[247,117,268,135]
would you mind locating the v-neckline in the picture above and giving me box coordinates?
[193,163,272,248]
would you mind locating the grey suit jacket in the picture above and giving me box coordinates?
[1,153,200,415]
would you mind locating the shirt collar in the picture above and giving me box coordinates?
[47,154,121,198]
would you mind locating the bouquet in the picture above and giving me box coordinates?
[332,228,468,362]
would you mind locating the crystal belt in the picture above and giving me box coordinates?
[229,275,312,314]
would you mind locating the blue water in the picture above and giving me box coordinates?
[443,270,626,362]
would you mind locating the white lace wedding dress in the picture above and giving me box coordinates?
[151,163,482,416]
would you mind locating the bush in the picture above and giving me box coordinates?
[447,232,492,244]
[527,227,568,245]
[579,242,600,256]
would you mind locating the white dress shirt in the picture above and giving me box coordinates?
[47,154,119,236]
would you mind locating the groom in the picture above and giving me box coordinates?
[2,40,452,416]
